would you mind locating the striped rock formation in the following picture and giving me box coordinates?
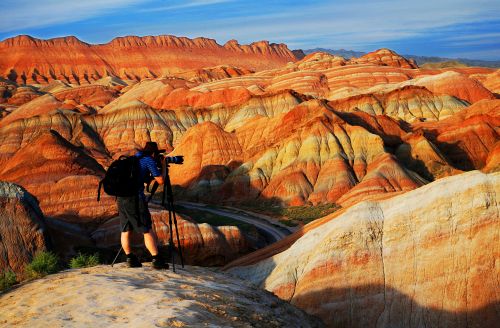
[413,99,500,171]
[0,35,297,85]
[0,38,498,222]
[348,48,418,68]
[0,181,48,276]
[471,69,500,94]
[0,130,115,222]
[228,170,500,327]
[167,99,426,206]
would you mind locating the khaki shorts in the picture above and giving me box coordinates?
[117,196,152,233]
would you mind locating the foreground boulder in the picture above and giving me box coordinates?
[0,182,48,275]
[0,264,322,327]
[229,171,499,327]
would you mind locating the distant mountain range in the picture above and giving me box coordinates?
[303,48,500,68]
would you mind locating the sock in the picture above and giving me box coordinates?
[126,253,133,258]
[152,254,158,260]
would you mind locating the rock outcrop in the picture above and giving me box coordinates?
[0,264,322,327]
[349,48,418,69]
[228,171,500,327]
[0,182,48,276]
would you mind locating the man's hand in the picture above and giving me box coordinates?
[154,176,164,185]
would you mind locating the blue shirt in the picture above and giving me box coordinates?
[135,151,161,198]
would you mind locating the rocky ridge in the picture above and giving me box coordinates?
[0,264,323,327]
[228,170,500,327]
[0,35,297,84]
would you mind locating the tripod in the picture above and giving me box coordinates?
[161,161,185,272]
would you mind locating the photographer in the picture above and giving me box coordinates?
[117,141,168,269]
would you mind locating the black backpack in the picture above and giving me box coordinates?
[97,156,142,201]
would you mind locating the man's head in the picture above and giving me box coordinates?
[141,142,165,157]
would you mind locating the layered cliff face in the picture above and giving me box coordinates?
[228,171,500,327]
[0,35,298,84]
[0,182,48,275]
[0,38,498,223]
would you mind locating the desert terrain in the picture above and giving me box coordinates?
[0,34,498,327]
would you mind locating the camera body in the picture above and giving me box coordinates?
[154,153,184,168]
[165,155,184,165]
[144,154,184,189]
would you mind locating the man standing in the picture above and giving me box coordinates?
[117,142,168,269]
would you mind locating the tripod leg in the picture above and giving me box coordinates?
[170,203,184,268]
[111,221,129,267]
[168,207,176,273]
[111,247,122,267]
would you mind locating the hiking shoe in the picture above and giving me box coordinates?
[152,257,169,270]
[126,254,142,268]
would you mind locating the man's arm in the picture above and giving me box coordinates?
[144,157,164,185]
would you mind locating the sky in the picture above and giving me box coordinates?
[0,0,499,60]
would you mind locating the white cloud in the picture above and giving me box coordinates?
[140,0,233,12]
[445,32,500,42]
[1,0,499,59]
[156,0,500,50]
[0,0,147,32]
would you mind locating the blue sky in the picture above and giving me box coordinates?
[1,0,499,60]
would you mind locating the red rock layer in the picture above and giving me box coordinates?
[0,182,48,276]
[6,86,41,106]
[413,99,500,170]
[168,121,243,186]
[0,35,298,84]
[171,100,426,206]
[409,71,495,104]
[329,85,468,122]
[52,85,119,108]
[471,69,500,94]
[0,94,62,127]
[349,48,418,68]
[0,130,115,222]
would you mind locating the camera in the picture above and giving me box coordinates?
[165,155,184,165]
[154,154,184,168]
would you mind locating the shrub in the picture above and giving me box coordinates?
[25,251,60,279]
[282,203,340,223]
[69,253,100,269]
[0,270,16,291]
